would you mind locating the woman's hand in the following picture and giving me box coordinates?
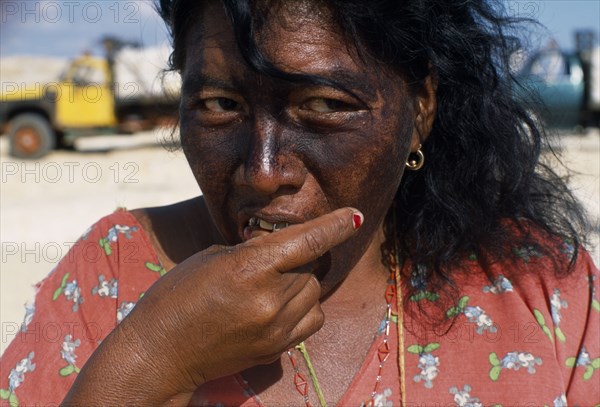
[62,207,362,406]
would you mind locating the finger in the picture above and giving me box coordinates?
[279,274,321,324]
[284,302,325,349]
[240,207,363,274]
[260,276,321,351]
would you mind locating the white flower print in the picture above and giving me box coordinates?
[503,352,542,372]
[20,303,35,332]
[482,275,513,294]
[117,301,136,323]
[61,335,80,366]
[550,288,567,325]
[53,273,84,312]
[59,334,81,376]
[414,353,440,388]
[408,343,441,388]
[92,274,118,298]
[449,384,483,407]
[63,280,83,311]
[99,224,139,255]
[463,305,497,334]
[553,394,567,407]
[1,358,31,403]
[489,351,542,380]
[372,387,393,407]
[8,351,35,392]
[550,288,568,342]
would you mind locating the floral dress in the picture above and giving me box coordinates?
[1,209,598,406]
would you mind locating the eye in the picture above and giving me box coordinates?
[301,98,353,113]
[202,97,243,112]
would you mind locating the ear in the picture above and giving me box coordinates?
[410,72,437,152]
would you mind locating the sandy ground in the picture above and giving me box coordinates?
[1,128,598,354]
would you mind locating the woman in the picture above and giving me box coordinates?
[1,0,598,406]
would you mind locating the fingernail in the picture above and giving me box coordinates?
[352,212,364,230]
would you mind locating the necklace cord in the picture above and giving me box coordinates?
[394,252,406,406]
[392,200,406,406]
[295,341,328,407]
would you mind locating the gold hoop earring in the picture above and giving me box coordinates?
[405,144,424,171]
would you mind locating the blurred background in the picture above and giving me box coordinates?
[1,1,599,354]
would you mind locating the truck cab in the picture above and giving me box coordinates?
[515,49,585,129]
[55,55,117,129]
[515,31,599,131]
[0,55,118,158]
[1,38,178,159]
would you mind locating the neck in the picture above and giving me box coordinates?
[321,224,389,310]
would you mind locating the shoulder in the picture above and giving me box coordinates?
[458,235,598,355]
[129,196,224,270]
[466,221,598,309]
[406,243,599,403]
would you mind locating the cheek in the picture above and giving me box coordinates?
[180,120,243,204]
[303,115,412,216]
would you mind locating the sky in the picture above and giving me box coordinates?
[0,0,599,59]
[0,1,170,58]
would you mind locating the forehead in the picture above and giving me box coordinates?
[183,1,369,79]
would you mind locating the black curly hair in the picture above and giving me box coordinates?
[156,0,590,319]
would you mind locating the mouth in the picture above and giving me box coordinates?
[249,217,290,232]
[242,216,292,241]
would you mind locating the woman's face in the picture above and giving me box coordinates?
[179,1,432,292]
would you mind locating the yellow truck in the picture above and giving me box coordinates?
[0,39,179,158]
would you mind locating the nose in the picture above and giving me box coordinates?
[238,116,306,196]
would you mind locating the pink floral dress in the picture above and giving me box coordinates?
[1,209,598,406]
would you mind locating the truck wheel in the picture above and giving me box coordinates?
[8,114,56,159]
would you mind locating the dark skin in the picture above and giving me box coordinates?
[62,1,436,405]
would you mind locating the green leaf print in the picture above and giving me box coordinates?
[542,326,553,342]
[592,298,600,312]
[52,273,70,300]
[446,306,460,318]
[423,343,440,353]
[489,352,501,366]
[583,366,594,380]
[0,389,10,399]
[533,309,553,342]
[99,238,112,256]
[9,393,18,407]
[446,296,469,318]
[555,327,566,343]
[592,358,600,369]
[410,290,440,302]
[145,262,166,276]
[407,345,423,354]
[52,287,63,301]
[59,365,76,376]
[565,357,577,367]
[490,365,502,381]
[533,309,546,325]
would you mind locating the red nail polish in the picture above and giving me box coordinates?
[353,213,363,229]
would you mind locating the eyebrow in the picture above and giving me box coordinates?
[182,69,378,102]
[299,68,378,102]
[182,73,237,94]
